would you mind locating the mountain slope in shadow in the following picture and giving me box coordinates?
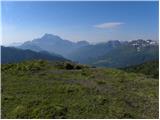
[1,46,67,64]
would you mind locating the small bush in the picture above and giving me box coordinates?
[96,80,106,85]
[64,63,74,70]
[75,65,82,70]
[32,104,67,119]
[11,105,28,118]
[95,95,108,105]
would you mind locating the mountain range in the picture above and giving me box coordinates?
[70,39,158,67]
[3,33,159,68]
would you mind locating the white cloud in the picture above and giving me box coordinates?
[94,22,124,29]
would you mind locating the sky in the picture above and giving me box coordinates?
[1,1,159,45]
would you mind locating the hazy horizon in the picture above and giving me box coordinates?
[2,33,159,47]
[1,1,158,45]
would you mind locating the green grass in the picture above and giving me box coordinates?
[1,60,159,118]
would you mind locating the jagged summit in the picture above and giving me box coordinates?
[76,41,89,46]
[129,39,158,48]
[41,33,61,40]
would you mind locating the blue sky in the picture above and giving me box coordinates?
[1,1,158,45]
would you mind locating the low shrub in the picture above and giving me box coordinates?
[64,63,74,70]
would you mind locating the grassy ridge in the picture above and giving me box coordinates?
[122,60,159,79]
[2,60,159,118]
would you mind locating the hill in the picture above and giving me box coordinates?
[1,46,67,64]
[2,60,158,118]
[122,60,159,79]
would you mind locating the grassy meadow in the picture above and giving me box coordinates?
[1,60,159,118]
